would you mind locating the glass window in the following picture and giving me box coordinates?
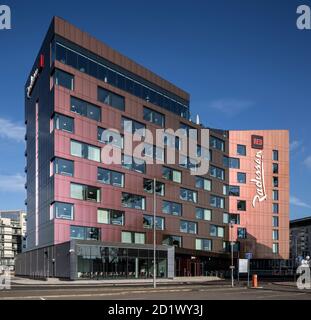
[71,96,101,121]
[122,155,146,174]
[54,202,73,220]
[210,195,225,209]
[98,127,124,149]
[97,168,124,188]
[70,226,100,241]
[195,177,211,191]
[180,188,198,203]
[70,140,101,162]
[273,163,279,174]
[273,150,279,161]
[237,144,246,156]
[162,235,182,247]
[122,231,145,244]
[54,113,74,133]
[98,87,125,111]
[143,143,164,161]
[210,166,225,180]
[210,225,224,238]
[273,243,279,254]
[210,136,225,151]
[54,69,74,90]
[97,209,124,225]
[143,215,165,230]
[162,167,181,183]
[273,177,279,188]
[237,172,246,184]
[196,208,212,221]
[121,116,146,135]
[122,193,146,210]
[143,179,165,196]
[273,203,279,214]
[238,228,247,239]
[225,185,240,197]
[70,183,100,202]
[237,200,246,211]
[77,54,89,73]
[273,190,279,201]
[273,230,279,241]
[180,220,197,234]
[162,201,182,216]
[143,107,165,127]
[273,216,279,227]
[223,213,240,225]
[53,158,74,177]
[223,156,240,169]
[196,239,212,251]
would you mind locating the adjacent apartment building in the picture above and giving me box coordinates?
[0,210,26,270]
[15,17,289,280]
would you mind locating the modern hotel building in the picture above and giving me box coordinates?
[16,17,289,280]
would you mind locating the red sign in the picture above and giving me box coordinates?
[252,135,264,149]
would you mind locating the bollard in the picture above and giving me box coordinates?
[252,274,258,288]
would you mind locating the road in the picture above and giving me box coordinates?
[0,281,310,300]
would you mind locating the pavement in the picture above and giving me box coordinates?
[0,277,310,300]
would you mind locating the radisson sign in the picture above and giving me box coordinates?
[251,136,267,208]
[26,54,44,99]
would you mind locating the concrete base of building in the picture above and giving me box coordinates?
[15,240,175,280]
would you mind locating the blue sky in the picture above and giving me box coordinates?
[0,0,310,219]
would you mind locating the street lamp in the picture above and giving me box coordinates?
[153,178,157,289]
[229,222,235,288]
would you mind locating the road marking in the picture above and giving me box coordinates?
[40,297,46,300]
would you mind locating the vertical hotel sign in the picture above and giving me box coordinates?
[251,135,267,208]
[26,54,44,99]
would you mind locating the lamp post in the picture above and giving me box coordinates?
[153,178,157,289]
[230,222,234,288]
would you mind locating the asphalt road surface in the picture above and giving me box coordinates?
[0,282,310,300]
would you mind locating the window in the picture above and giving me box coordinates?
[162,235,182,247]
[180,220,197,234]
[54,202,73,220]
[223,156,240,169]
[143,215,165,230]
[210,136,225,151]
[70,183,100,202]
[122,231,145,244]
[196,145,211,161]
[180,188,197,203]
[273,216,279,227]
[97,168,124,188]
[237,200,246,211]
[53,113,74,133]
[70,226,100,241]
[121,117,146,135]
[237,172,246,184]
[237,228,247,239]
[273,190,279,201]
[162,167,181,183]
[273,177,279,188]
[272,243,279,254]
[70,140,101,162]
[196,208,212,221]
[71,96,101,121]
[143,107,165,127]
[53,158,74,177]
[54,69,74,90]
[143,179,165,196]
[179,156,199,172]
[210,166,225,180]
[180,122,195,136]
[143,143,164,161]
[98,87,125,111]
[122,193,145,210]
[273,203,279,214]
[98,127,123,149]
[273,230,279,241]
[237,144,246,156]
[210,195,225,209]
[273,150,279,161]
[223,185,240,197]
[273,163,279,174]
[223,213,240,225]
[122,155,146,174]
[195,177,211,191]
[196,239,212,251]
[97,209,124,225]
[210,225,225,238]
[162,201,182,216]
